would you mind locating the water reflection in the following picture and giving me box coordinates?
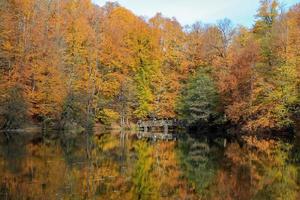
[0,131,299,199]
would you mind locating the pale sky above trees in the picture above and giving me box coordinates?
[93,0,299,27]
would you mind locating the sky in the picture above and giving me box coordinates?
[92,0,299,27]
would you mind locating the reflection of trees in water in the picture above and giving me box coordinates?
[88,133,133,199]
[131,140,158,200]
[1,133,299,199]
[178,135,300,199]
[178,135,223,199]
[0,133,27,174]
[59,131,89,166]
[244,139,297,199]
[153,142,196,199]
[132,140,197,200]
[0,139,68,199]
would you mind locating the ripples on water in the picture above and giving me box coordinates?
[0,131,299,200]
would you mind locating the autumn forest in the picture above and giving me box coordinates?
[0,0,299,134]
[0,0,300,199]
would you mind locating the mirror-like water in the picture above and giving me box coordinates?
[0,131,299,200]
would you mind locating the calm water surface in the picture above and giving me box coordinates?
[0,131,299,200]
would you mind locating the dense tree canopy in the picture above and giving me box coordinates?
[177,68,221,126]
[0,0,299,134]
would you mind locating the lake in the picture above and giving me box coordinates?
[0,131,299,199]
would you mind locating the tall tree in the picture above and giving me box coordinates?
[177,68,221,126]
[149,14,186,118]
[61,0,98,128]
